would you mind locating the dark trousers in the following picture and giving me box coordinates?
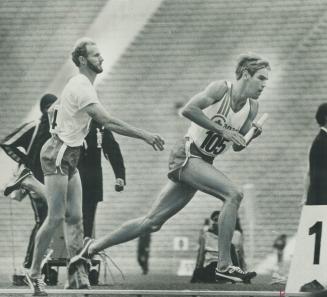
[191,262,217,283]
[82,196,98,238]
[137,233,151,274]
[137,248,150,274]
[190,244,241,283]
[24,194,48,268]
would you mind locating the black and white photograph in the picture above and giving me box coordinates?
[0,1,327,296]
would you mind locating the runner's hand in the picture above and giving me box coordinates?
[222,130,246,147]
[143,132,165,151]
[252,122,263,139]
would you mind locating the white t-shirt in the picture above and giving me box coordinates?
[49,74,100,147]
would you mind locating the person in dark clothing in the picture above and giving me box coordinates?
[305,103,327,205]
[137,232,151,275]
[309,289,327,297]
[78,120,126,238]
[273,234,287,264]
[0,93,57,269]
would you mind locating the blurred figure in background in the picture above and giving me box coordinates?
[1,94,57,286]
[271,234,287,285]
[1,94,57,271]
[191,210,246,283]
[273,234,287,267]
[305,103,327,205]
[78,120,126,286]
[137,232,151,275]
[78,119,126,239]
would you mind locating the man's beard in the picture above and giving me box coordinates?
[87,59,103,74]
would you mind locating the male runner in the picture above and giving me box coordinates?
[25,37,164,296]
[71,53,270,283]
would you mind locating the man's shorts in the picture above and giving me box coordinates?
[168,137,214,182]
[40,135,81,180]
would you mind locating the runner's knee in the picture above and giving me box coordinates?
[140,217,163,234]
[47,215,64,228]
[226,189,243,205]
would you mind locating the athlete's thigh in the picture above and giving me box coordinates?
[66,171,83,219]
[146,180,197,222]
[180,157,238,201]
[44,174,68,219]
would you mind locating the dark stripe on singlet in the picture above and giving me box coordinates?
[223,96,231,117]
[217,82,231,117]
[217,96,228,115]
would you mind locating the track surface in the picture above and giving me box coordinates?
[0,274,287,296]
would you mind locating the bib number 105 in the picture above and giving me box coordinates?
[200,131,227,155]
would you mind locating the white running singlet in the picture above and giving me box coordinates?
[49,74,100,147]
[186,81,250,158]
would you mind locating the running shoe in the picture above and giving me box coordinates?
[68,237,94,274]
[215,265,257,283]
[24,273,47,296]
[4,168,31,196]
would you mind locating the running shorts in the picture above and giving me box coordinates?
[168,137,214,182]
[40,135,81,180]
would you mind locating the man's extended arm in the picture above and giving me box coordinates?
[83,102,164,151]
[0,121,36,164]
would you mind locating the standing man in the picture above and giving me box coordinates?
[25,37,164,296]
[79,119,126,238]
[1,94,57,269]
[305,103,327,205]
[71,53,270,283]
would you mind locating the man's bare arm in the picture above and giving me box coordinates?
[181,81,246,147]
[83,102,164,151]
